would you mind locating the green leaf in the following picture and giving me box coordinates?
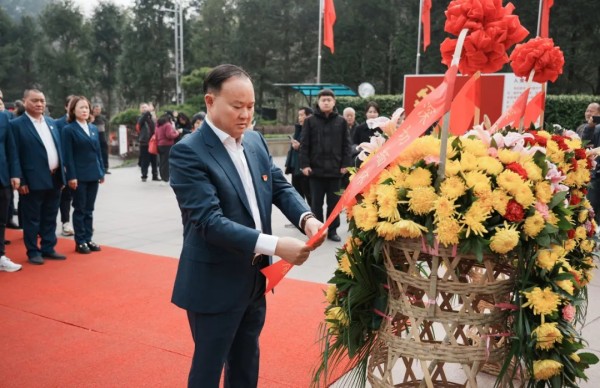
[578,352,600,364]
[549,191,568,209]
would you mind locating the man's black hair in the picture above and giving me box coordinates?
[317,88,335,99]
[203,64,251,94]
[299,107,313,116]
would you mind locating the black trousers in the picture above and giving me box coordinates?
[0,186,10,256]
[72,181,99,245]
[309,176,341,233]
[99,131,109,170]
[60,186,72,224]
[158,145,172,182]
[139,145,158,179]
[186,270,266,388]
[291,173,311,204]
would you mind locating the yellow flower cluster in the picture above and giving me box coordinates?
[532,322,563,350]
[533,359,563,380]
[522,287,561,323]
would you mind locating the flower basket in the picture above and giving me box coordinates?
[367,238,516,387]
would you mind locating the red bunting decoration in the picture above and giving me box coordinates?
[422,0,432,51]
[509,37,564,83]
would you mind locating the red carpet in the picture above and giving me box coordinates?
[0,230,331,387]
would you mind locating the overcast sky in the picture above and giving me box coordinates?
[72,0,134,16]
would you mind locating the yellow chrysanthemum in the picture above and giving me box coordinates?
[444,159,461,176]
[376,221,399,241]
[338,253,353,277]
[535,181,553,204]
[407,186,437,215]
[477,156,504,176]
[377,169,395,185]
[491,189,510,215]
[474,190,494,213]
[578,209,589,223]
[536,249,559,271]
[546,211,559,227]
[353,203,378,231]
[461,137,488,157]
[575,226,587,240]
[565,138,582,150]
[532,323,563,350]
[399,136,441,166]
[536,130,552,139]
[388,165,408,189]
[404,167,432,189]
[362,184,378,205]
[546,140,565,164]
[460,152,479,172]
[463,171,492,195]
[522,287,561,321]
[325,284,337,304]
[550,243,566,257]
[522,160,543,182]
[524,212,545,238]
[533,359,563,381]
[462,202,491,237]
[376,184,400,221]
[556,279,575,295]
[579,239,594,253]
[326,306,349,327]
[497,149,520,164]
[440,176,467,200]
[513,184,536,208]
[395,219,427,239]
[489,222,520,254]
[434,196,458,220]
[434,217,462,247]
[497,170,525,193]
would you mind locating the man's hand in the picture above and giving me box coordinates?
[302,167,312,176]
[275,236,315,266]
[340,167,348,174]
[68,179,78,190]
[18,185,29,195]
[304,217,326,248]
[10,178,20,190]
[291,139,300,150]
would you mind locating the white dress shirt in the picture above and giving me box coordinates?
[26,112,59,171]
[205,117,279,256]
[78,120,91,136]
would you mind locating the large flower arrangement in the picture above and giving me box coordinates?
[314,125,599,386]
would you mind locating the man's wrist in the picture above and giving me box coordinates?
[300,212,316,231]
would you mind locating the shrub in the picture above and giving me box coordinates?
[545,94,600,130]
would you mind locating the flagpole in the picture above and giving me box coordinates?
[536,0,543,36]
[317,0,323,83]
[415,0,424,74]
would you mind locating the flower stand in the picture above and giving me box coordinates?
[367,238,516,387]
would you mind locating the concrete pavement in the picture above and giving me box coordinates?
[50,154,600,386]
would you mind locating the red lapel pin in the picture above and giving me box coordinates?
[262,175,268,182]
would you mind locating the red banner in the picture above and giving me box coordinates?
[449,72,481,135]
[523,91,546,128]
[490,87,530,132]
[422,0,432,51]
[540,0,554,38]
[262,65,461,293]
[323,0,336,53]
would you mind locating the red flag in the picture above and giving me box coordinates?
[323,0,336,53]
[422,0,432,51]
[449,72,481,135]
[540,0,554,38]
[523,91,546,128]
[490,88,530,132]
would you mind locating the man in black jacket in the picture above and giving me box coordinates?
[299,89,352,242]
[137,103,158,182]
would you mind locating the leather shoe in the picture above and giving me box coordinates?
[327,232,341,242]
[28,256,44,265]
[86,241,101,252]
[42,251,67,260]
[76,243,91,254]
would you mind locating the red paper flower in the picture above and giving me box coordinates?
[504,199,524,222]
[510,37,565,83]
[441,0,528,74]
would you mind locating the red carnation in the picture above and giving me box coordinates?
[570,195,581,206]
[574,148,587,160]
[570,158,578,172]
[582,188,588,195]
[505,162,528,180]
[504,199,524,222]
[567,229,575,239]
[551,135,569,151]
[510,37,565,83]
[533,135,547,146]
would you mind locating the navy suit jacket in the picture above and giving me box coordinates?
[10,114,66,190]
[62,121,105,182]
[0,111,21,187]
[54,115,68,132]
[169,122,310,314]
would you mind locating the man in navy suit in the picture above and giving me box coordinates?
[0,109,22,272]
[11,89,67,264]
[169,65,326,388]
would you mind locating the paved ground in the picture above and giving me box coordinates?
[13,153,598,386]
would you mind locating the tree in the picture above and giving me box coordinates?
[35,0,91,113]
[118,0,176,106]
[89,2,126,118]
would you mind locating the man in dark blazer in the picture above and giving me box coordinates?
[0,109,22,272]
[11,89,67,264]
[169,65,326,388]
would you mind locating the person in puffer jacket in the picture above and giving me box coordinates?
[155,113,180,182]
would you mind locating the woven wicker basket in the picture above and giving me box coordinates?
[367,238,516,388]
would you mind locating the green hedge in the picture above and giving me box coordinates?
[545,95,600,131]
